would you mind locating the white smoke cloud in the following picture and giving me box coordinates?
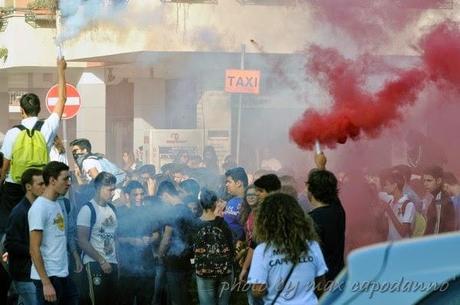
[57,0,127,43]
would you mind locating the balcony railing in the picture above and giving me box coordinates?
[24,8,56,28]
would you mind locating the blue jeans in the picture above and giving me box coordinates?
[166,271,191,305]
[13,281,37,305]
[33,276,79,305]
[152,264,167,305]
[196,273,233,305]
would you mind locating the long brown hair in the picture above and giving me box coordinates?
[239,185,256,226]
[254,193,318,262]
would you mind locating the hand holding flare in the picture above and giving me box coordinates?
[314,140,327,170]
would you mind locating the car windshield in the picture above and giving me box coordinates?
[319,268,348,305]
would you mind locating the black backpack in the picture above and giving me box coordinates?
[194,221,233,278]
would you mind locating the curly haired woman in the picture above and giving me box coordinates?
[247,193,327,305]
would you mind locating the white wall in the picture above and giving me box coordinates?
[132,78,166,151]
[76,69,106,154]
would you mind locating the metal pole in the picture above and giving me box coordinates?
[63,119,68,159]
[236,44,245,165]
[62,120,67,147]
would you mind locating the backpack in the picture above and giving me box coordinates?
[10,121,49,183]
[84,153,126,186]
[401,200,427,237]
[194,222,233,278]
[83,201,117,240]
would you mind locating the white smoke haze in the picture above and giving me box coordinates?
[55,0,460,174]
[54,0,460,255]
[57,0,128,43]
[59,0,458,200]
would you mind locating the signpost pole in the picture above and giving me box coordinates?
[236,44,245,165]
[62,119,68,152]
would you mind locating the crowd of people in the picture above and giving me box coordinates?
[0,59,459,305]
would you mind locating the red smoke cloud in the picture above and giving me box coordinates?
[420,20,460,85]
[290,20,460,150]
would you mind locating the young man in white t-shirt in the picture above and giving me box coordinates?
[28,161,79,305]
[77,172,118,305]
[0,59,67,235]
[381,172,416,241]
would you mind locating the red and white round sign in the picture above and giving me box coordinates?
[46,84,81,119]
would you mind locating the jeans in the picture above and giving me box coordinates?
[166,271,191,305]
[14,281,37,305]
[118,275,154,305]
[196,273,233,305]
[33,276,79,305]
[152,264,167,305]
[85,262,118,305]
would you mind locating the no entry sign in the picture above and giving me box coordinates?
[46,84,81,119]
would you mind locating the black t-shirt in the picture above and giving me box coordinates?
[163,204,199,272]
[117,204,155,276]
[309,203,346,281]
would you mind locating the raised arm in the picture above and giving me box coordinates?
[158,225,173,257]
[53,58,67,118]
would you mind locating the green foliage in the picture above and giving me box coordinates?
[0,47,7,63]
[27,0,58,10]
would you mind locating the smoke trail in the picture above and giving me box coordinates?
[290,46,427,149]
[250,39,300,93]
[289,19,460,151]
[57,0,127,43]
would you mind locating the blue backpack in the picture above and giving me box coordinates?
[84,153,126,186]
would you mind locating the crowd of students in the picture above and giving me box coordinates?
[344,163,460,253]
[0,150,342,305]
